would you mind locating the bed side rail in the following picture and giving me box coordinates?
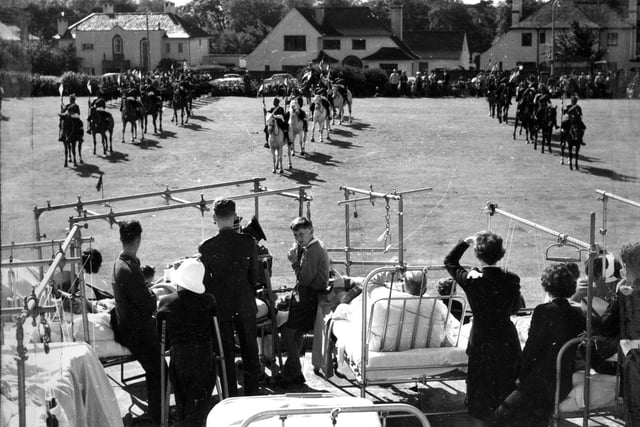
[239,403,431,427]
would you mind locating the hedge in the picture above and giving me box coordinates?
[0,71,102,97]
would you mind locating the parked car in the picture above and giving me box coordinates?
[209,73,245,96]
[260,73,298,95]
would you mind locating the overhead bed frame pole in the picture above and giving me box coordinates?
[330,185,432,275]
[486,202,598,427]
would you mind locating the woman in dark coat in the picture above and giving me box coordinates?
[495,263,585,426]
[445,231,523,426]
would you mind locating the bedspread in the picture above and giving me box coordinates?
[1,341,123,427]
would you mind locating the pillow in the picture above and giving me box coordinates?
[367,287,454,352]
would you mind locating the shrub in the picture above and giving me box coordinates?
[363,68,389,97]
[0,71,32,97]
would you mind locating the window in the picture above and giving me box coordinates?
[112,35,123,55]
[521,33,532,46]
[140,38,149,70]
[323,39,340,50]
[418,61,429,73]
[82,43,94,51]
[166,43,170,53]
[352,39,366,50]
[607,32,618,46]
[284,35,306,51]
[265,65,270,72]
[539,32,546,44]
[178,43,183,53]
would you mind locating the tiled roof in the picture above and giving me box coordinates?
[361,46,416,61]
[513,0,633,29]
[296,7,393,37]
[0,21,39,41]
[69,12,210,38]
[403,31,466,60]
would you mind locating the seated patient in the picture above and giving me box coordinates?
[494,263,585,427]
[52,248,103,313]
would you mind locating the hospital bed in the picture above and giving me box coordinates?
[206,393,431,427]
[325,265,469,398]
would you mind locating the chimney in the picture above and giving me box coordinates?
[163,1,176,14]
[314,7,325,25]
[390,4,404,40]
[57,12,68,37]
[512,0,523,26]
[630,0,638,25]
[102,3,114,14]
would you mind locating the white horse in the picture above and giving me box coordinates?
[288,100,307,156]
[265,112,291,173]
[310,94,331,143]
[331,85,352,125]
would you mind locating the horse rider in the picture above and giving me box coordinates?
[289,87,308,133]
[561,95,586,145]
[87,89,107,133]
[332,74,349,103]
[263,97,289,148]
[533,83,551,117]
[59,94,84,142]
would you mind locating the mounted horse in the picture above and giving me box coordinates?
[533,104,557,154]
[486,76,497,118]
[87,104,114,155]
[58,113,84,167]
[331,85,353,125]
[496,82,512,124]
[561,116,581,170]
[171,85,189,125]
[121,95,144,143]
[513,90,535,142]
[300,69,319,105]
[310,94,331,143]
[265,112,291,173]
[288,100,307,156]
[141,90,163,134]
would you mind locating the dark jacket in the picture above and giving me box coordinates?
[519,298,585,405]
[157,290,216,346]
[198,228,258,321]
[112,253,157,341]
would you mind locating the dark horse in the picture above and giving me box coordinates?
[88,106,114,155]
[58,114,83,167]
[121,96,144,143]
[496,83,512,124]
[533,105,557,154]
[561,116,581,170]
[513,91,535,142]
[171,86,189,125]
[300,69,320,105]
[141,91,163,134]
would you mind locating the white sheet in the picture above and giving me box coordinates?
[558,370,617,412]
[0,342,123,427]
[206,394,381,426]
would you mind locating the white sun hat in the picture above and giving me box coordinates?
[174,258,205,294]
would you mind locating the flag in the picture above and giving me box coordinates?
[96,174,103,192]
[86,80,92,95]
[58,83,64,97]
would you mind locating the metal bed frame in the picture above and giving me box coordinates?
[328,264,468,401]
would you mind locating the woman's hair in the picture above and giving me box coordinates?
[474,231,506,265]
[437,277,458,296]
[541,263,577,298]
[620,242,640,274]
[81,249,102,274]
[119,220,142,245]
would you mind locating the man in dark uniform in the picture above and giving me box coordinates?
[87,90,107,134]
[111,220,165,425]
[562,95,586,145]
[198,199,261,396]
[263,97,289,147]
[157,258,217,427]
[533,83,551,118]
[59,94,84,142]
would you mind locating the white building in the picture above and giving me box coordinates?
[56,1,211,74]
[245,6,418,75]
[480,0,639,71]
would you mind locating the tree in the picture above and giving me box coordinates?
[555,20,606,65]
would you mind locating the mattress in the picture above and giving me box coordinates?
[0,341,123,427]
[206,394,381,426]
[558,370,618,413]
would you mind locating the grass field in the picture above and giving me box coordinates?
[2,95,640,305]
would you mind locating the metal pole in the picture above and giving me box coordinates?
[1,258,81,268]
[595,189,640,209]
[74,227,90,345]
[33,207,44,280]
[298,188,305,217]
[551,0,557,77]
[339,185,402,200]
[398,196,404,265]
[583,212,596,427]
[253,178,261,220]
[344,187,351,275]
[34,224,82,300]
[486,202,590,249]
[1,237,93,251]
